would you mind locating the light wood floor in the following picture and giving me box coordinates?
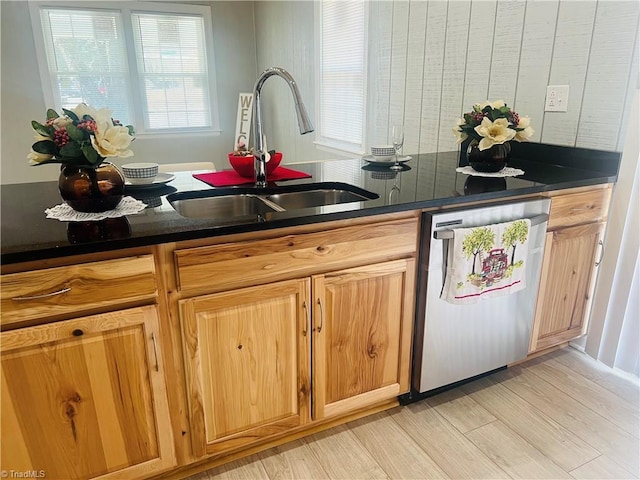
[189,347,640,479]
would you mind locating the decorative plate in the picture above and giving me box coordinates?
[124,173,175,189]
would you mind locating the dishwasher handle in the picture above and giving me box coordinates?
[433,213,549,240]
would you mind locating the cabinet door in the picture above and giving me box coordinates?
[530,222,604,353]
[180,278,311,457]
[312,259,415,419]
[0,306,175,479]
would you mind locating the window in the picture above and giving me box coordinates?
[30,2,220,135]
[316,0,367,155]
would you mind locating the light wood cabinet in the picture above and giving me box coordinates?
[545,189,611,230]
[530,223,605,352]
[173,217,419,296]
[180,278,312,457]
[0,305,175,479]
[1,215,419,475]
[529,187,611,353]
[312,259,415,419]
[175,217,419,459]
[179,259,416,458]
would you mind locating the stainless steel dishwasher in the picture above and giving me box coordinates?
[412,198,551,395]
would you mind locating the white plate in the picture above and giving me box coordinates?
[125,172,175,189]
[362,154,412,165]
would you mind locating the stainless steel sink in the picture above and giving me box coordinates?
[167,182,378,220]
[169,193,282,219]
[264,188,372,210]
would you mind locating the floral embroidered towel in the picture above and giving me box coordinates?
[441,218,531,304]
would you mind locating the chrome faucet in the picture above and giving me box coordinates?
[252,67,314,187]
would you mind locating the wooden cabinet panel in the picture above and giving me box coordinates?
[1,255,157,326]
[180,256,417,457]
[0,306,175,479]
[529,186,611,354]
[530,223,604,352]
[312,259,415,419]
[180,279,311,457]
[547,189,611,230]
[174,218,418,294]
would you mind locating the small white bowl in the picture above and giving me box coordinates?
[122,162,159,185]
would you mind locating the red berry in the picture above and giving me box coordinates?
[53,129,70,147]
[77,120,97,132]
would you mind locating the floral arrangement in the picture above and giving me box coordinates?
[28,103,135,168]
[453,100,533,151]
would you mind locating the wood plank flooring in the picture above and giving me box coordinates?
[188,347,640,479]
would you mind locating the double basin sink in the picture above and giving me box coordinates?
[167,182,379,221]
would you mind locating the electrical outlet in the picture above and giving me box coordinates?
[545,85,569,112]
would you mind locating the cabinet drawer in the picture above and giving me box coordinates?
[175,218,418,294]
[1,255,157,326]
[548,189,611,230]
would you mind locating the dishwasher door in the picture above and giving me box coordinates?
[413,198,551,394]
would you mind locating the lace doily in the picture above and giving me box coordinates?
[45,196,146,222]
[456,166,525,177]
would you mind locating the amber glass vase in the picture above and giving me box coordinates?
[466,139,510,173]
[59,161,125,213]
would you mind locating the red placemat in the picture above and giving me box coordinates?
[193,167,311,187]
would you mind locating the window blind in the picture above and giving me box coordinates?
[131,12,211,130]
[319,0,366,153]
[33,2,218,134]
[40,8,132,125]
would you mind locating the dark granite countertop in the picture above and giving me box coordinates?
[1,147,619,265]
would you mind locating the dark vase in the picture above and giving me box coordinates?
[59,162,125,213]
[466,139,510,173]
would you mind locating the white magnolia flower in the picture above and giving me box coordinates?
[514,116,534,142]
[72,103,112,124]
[91,121,134,158]
[476,100,506,110]
[474,117,516,150]
[33,132,51,141]
[27,149,53,165]
[452,118,468,143]
[52,116,72,129]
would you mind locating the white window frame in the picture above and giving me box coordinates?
[29,0,221,137]
[314,0,368,156]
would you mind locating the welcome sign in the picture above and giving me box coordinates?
[235,93,253,150]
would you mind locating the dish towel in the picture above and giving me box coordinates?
[441,218,531,304]
[193,167,311,187]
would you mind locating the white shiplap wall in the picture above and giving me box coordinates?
[255,0,638,163]
[576,1,640,150]
[513,0,558,144]
[367,0,639,155]
[254,1,325,163]
[419,1,447,154]
[367,1,394,148]
[462,1,497,120]
[540,1,596,146]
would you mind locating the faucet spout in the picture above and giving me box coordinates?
[252,67,314,187]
